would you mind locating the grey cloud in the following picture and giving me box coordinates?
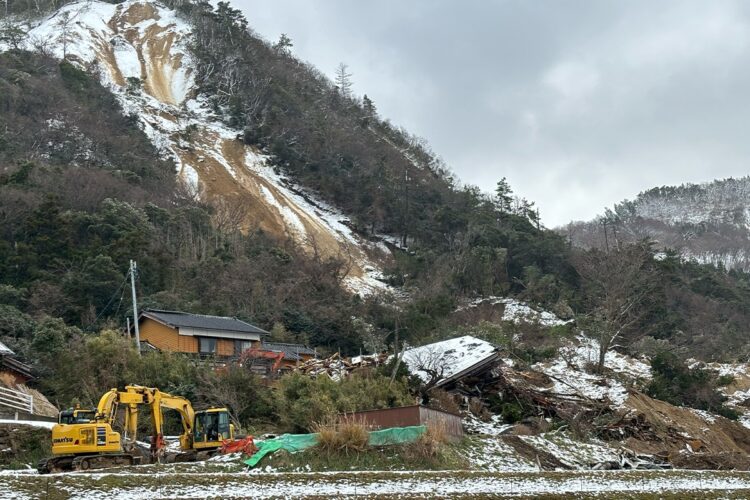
[237,0,750,226]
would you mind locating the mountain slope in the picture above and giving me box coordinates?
[22,0,389,294]
[563,177,750,271]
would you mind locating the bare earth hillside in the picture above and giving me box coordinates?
[24,0,390,294]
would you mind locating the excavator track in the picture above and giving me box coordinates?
[38,454,142,474]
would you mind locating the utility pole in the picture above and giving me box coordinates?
[130,260,141,355]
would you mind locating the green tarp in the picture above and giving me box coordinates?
[244,425,426,468]
[367,425,426,447]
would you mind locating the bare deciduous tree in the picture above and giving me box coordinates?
[573,242,657,373]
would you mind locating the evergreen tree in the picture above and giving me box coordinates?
[335,62,353,97]
[495,177,513,214]
[363,94,376,116]
[273,33,293,54]
[0,21,25,50]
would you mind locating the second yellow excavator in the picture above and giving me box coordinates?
[39,385,238,473]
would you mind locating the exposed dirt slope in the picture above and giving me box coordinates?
[24,0,390,294]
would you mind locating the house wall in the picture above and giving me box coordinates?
[138,318,262,357]
[217,339,235,357]
[139,318,195,352]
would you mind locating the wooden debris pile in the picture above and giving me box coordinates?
[295,353,388,380]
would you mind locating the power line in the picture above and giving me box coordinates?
[92,272,130,326]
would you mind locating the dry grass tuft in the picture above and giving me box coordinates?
[313,418,369,455]
[406,421,449,460]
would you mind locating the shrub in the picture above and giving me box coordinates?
[274,372,413,432]
[647,351,737,419]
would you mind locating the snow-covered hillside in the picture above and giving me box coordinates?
[15,0,390,294]
[563,177,750,271]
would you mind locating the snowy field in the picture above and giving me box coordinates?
[4,469,750,499]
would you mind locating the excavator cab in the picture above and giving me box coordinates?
[47,405,123,469]
[58,406,97,424]
[193,408,233,450]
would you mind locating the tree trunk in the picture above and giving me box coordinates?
[597,335,607,374]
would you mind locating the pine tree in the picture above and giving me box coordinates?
[274,33,293,54]
[495,177,513,214]
[363,94,376,117]
[335,62,353,97]
[0,22,26,50]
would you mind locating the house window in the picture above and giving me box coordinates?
[198,337,217,355]
[234,340,254,356]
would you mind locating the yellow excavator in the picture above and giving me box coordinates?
[38,385,236,473]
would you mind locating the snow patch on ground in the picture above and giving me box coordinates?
[534,336,651,408]
[703,361,750,428]
[464,414,513,437]
[520,433,621,470]
[460,296,572,327]
[111,36,142,80]
[8,469,750,498]
[465,438,537,472]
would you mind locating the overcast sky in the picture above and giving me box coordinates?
[236,0,750,227]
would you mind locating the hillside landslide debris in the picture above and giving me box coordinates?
[474,359,750,471]
[296,334,750,471]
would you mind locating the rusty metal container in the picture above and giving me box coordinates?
[339,405,463,439]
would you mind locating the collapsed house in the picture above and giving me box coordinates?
[299,332,750,471]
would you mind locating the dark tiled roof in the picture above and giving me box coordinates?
[2,356,33,379]
[261,342,316,361]
[142,309,268,335]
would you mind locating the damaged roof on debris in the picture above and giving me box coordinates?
[401,335,500,388]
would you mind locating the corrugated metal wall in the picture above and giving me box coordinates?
[340,405,463,438]
[418,406,464,438]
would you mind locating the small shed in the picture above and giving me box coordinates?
[340,405,463,439]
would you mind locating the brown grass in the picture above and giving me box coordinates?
[313,418,369,456]
[426,388,461,415]
[405,421,449,460]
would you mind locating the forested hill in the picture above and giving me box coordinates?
[3,0,750,385]
[0,0,574,355]
[5,0,750,425]
[562,177,750,271]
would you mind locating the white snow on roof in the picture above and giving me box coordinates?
[0,341,14,356]
[402,335,497,385]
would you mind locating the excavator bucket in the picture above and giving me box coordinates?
[220,436,257,456]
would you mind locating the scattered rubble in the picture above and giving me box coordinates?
[295,352,388,380]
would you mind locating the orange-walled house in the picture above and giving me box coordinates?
[131,309,267,357]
